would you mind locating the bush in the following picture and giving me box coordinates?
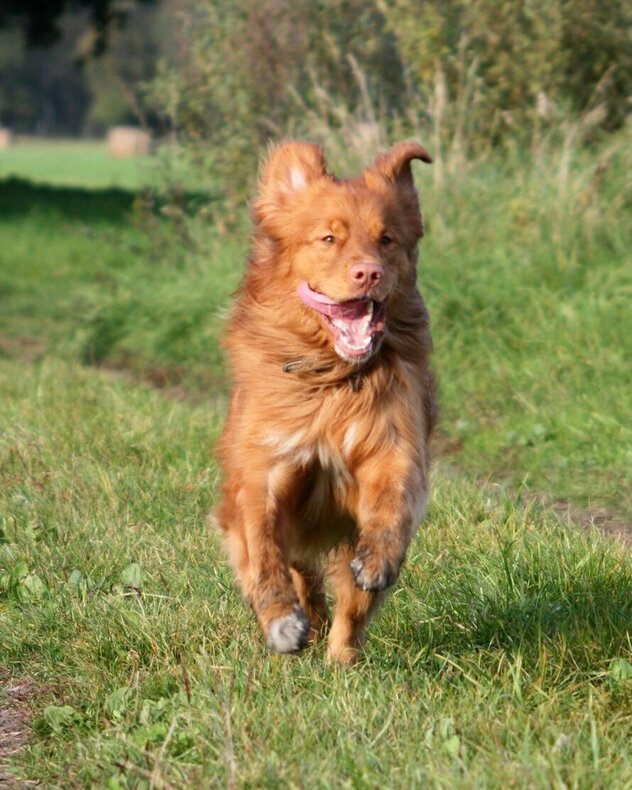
[146,0,632,207]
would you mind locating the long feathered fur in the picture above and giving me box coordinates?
[215,139,437,663]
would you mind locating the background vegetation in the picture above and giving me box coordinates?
[2,0,631,149]
[147,0,632,204]
[0,1,631,786]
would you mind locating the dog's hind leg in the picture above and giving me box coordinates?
[290,563,329,641]
[326,544,386,665]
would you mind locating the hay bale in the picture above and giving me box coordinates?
[0,128,13,149]
[107,127,151,158]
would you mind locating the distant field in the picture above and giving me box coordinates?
[0,137,631,787]
[0,138,154,189]
[0,137,205,192]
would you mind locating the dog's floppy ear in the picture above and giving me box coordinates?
[372,140,432,188]
[254,140,328,226]
[367,141,432,244]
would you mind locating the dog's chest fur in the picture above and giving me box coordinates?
[264,426,354,487]
[261,424,359,546]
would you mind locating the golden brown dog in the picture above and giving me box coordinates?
[216,140,437,664]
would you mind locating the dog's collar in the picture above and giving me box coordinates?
[281,355,376,392]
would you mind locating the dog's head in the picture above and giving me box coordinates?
[252,140,431,363]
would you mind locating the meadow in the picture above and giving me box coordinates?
[0,139,153,189]
[0,138,631,788]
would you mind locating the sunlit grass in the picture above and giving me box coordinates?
[0,138,151,189]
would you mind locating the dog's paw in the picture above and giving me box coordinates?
[350,549,400,592]
[266,606,310,654]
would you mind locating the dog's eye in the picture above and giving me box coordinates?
[322,234,335,244]
[380,234,393,246]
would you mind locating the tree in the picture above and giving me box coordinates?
[0,0,154,53]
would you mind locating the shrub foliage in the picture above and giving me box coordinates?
[148,0,632,202]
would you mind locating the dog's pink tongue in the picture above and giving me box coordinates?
[297,281,368,319]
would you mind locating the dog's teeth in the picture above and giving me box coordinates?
[329,300,377,357]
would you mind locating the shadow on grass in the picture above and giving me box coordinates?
[0,177,137,224]
[0,177,214,225]
[394,547,632,671]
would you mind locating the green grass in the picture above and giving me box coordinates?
[0,139,152,189]
[3,137,631,511]
[0,177,227,385]
[1,358,630,787]
[0,138,207,193]
[422,140,632,512]
[0,139,631,787]
[0,177,141,352]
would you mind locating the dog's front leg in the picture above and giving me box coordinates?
[350,457,427,593]
[327,458,427,665]
[239,463,310,654]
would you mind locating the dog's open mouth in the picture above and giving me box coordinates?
[297,281,386,361]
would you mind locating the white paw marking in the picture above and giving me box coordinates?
[266,608,310,653]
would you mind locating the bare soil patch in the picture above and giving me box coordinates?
[0,671,34,788]
[433,443,632,550]
[548,499,632,548]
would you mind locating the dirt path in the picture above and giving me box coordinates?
[433,435,632,549]
[0,673,34,788]
[547,499,632,548]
